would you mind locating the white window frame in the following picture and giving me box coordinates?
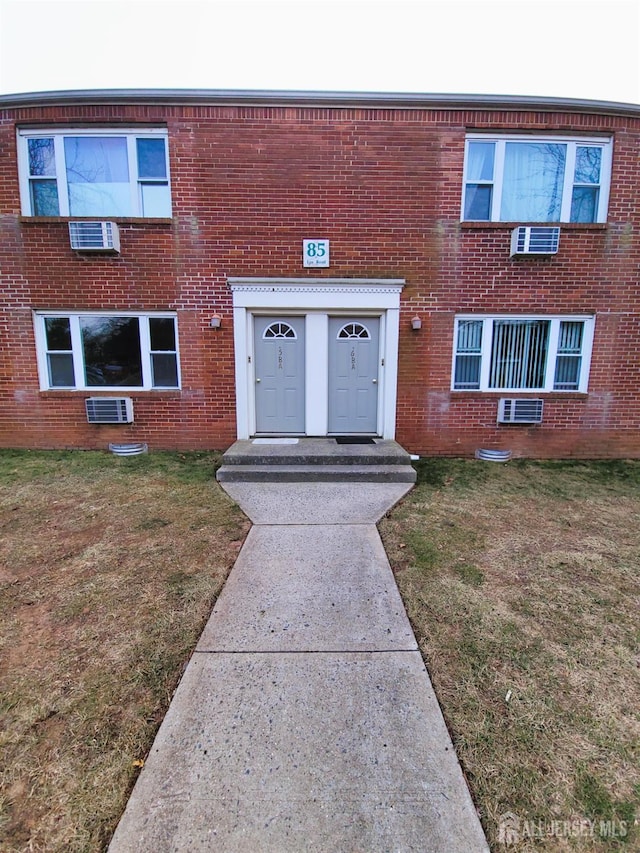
[461,135,613,223]
[451,315,595,393]
[17,127,172,218]
[34,311,181,391]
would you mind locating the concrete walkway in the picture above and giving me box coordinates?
[108,483,489,852]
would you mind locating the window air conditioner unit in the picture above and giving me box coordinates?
[69,221,120,253]
[498,398,544,424]
[85,397,134,424]
[510,226,560,256]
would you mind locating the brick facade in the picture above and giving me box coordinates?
[0,91,638,457]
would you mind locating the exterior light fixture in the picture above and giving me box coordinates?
[411,316,422,331]
[210,314,222,329]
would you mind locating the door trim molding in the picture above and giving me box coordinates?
[229,277,405,440]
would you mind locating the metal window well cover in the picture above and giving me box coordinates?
[475,448,512,462]
[109,442,148,456]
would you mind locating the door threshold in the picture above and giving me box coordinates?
[251,437,300,445]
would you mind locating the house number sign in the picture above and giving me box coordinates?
[303,239,330,268]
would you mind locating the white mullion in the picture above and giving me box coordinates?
[479,319,492,390]
[560,143,577,222]
[172,317,182,389]
[126,136,139,216]
[451,318,461,388]
[460,141,470,220]
[580,318,595,392]
[18,134,32,216]
[53,136,70,216]
[163,136,172,201]
[545,319,560,390]
[139,316,152,388]
[597,142,613,223]
[491,140,505,221]
[34,315,51,390]
[70,316,86,389]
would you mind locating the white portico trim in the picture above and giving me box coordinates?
[228,277,405,440]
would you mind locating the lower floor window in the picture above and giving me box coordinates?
[36,312,180,390]
[452,315,594,392]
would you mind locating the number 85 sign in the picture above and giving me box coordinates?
[303,239,330,268]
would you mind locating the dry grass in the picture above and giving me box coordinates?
[380,459,640,851]
[0,450,249,852]
[2,452,639,852]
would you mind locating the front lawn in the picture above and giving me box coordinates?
[2,451,638,852]
[0,450,249,851]
[380,458,640,851]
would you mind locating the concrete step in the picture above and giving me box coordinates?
[216,463,417,483]
[216,439,418,484]
[219,439,412,465]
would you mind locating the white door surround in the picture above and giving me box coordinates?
[228,277,405,440]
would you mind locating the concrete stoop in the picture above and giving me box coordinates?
[216,438,417,483]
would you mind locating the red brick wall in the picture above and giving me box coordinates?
[1,101,639,457]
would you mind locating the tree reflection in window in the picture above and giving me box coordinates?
[80,316,143,386]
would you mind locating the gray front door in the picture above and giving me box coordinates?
[254,317,305,433]
[328,318,380,433]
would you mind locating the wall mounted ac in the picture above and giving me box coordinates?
[497,398,544,424]
[85,397,133,424]
[510,226,560,257]
[69,221,120,253]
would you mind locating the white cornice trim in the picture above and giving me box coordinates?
[228,277,405,293]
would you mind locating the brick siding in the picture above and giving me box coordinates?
[1,99,638,457]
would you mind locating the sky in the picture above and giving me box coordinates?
[0,0,638,104]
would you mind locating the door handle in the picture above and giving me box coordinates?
[256,378,261,383]
[372,379,377,384]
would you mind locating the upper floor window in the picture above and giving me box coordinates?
[18,128,172,218]
[462,136,612,223]
[452,315,595,392]
[35,312,180,390]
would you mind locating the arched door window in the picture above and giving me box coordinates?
[336,322,371,340]
[263,322,297,339]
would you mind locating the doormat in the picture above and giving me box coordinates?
[335,437,376,444]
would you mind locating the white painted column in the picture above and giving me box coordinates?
[305,313,328,435]
[233,306,250,439]
[382,307,400,439]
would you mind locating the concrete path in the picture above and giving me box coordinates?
[108,483,489,852]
